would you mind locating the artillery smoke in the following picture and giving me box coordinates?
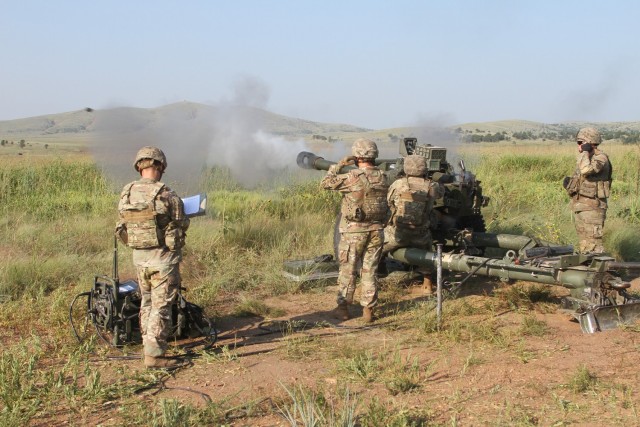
[89,105,215,193]
[206,76,309,187]
[89,76,314,192]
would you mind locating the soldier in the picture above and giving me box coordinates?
[563,127,612,253]
[320,138,388,323]
[383,155,445,255]
[382,155,444,292]
[117,146,190,369]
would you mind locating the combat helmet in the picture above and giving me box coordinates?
[352,138,378,160]
[134,146,167,172]
[403,155,427,177]
[576,127,602,146]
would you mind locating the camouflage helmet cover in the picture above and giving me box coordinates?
[352,138,378,159]
[575,127,602,146]
[403,155,428,176]
[134,146,167,172]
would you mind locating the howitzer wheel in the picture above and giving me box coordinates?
[456,214,486,233]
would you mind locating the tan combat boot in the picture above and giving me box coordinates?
[362,307,374,323]
[422,276,434,296]
[144,355,185,370]
[334,303,350,321]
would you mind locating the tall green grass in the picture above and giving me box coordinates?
[0,158,114,219]
[463,142,640,260]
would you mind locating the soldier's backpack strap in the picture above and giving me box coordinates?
[122,181,165,208]
[121,182,136,204]
[149,181,166,214]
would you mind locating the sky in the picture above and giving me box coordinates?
[2,1,639,129]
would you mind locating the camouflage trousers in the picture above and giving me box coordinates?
[337,229,383,308]
[136,263,180,357]
[573,207,607,253]
[382,225,433,255]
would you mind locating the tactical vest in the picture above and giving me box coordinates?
[342,169,388,223]
[119,181,169,249]
[573,155,613,199]
[392,177,432,228]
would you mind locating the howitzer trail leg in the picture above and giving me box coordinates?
[580,302,640,333]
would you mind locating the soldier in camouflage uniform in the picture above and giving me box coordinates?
[117,146,190,369]
[383,155,445,255]
[563,127,612,253]
[320,138,388,323]
[383,155,444,292]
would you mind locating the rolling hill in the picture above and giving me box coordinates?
[1,102,639,144]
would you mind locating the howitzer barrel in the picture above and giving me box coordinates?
[465,232,573,256]
[608,262,640,270]
[297,151,341,171]
[469,233,544,251]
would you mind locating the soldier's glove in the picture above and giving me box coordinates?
[327,164,340,174]
[580,143,593,153]
[337,156,357,168]
[115,221,128,245]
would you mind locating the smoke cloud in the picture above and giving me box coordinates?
[555,65,624,122]
[89,76,313,193]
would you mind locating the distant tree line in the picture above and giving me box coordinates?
[0,139,25,147]
[462,132,509,143]
[512,129,577,141]
[311,134,339,143]
[602,130,640,144]
[0,139,47,148]
[457,125,640,144]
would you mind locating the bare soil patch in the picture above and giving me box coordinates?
[27,275,640,426]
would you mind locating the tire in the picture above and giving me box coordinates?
[456,214,486,232]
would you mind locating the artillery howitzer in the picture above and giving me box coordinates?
[293,141,640,332]
[298,137,489,244]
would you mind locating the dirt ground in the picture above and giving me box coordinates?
[38,275,640,426]
[60,278,640,426]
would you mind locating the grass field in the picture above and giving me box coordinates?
[1,140,639,426]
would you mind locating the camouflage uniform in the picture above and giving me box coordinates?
[383,175,444,254]
[320,158,388,308]
[118,177,189,357]
[565,128,612,253]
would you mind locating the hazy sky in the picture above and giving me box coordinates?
[2,1,639,129]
